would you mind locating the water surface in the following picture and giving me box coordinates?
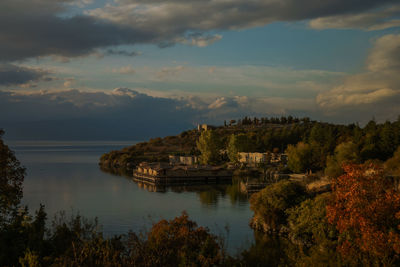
[9,141,254,253]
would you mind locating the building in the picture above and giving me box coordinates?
[197,124,216,132]
[133,162,232,184]
[238,152,287,166]
[238,152,266,165]
[168,155,198,165]
[271,153,288,164]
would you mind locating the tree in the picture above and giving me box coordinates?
[196,130,222,165]
[249,180,308,233]
[286,142,320,173]
[379,121,396,159]
[127,212,223,266]
[226,134,254,163]
[327,163,400,266]
[385,146,400,176]
[0,130,25,225]
[325,141,360,178]
[286,193,340,266]
[287,192,337,246]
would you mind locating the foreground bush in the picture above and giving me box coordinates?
[1,210,226,267]
[249,180,308,233]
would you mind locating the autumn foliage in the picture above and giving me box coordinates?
[327,163,400,265]
[128,212,223,266]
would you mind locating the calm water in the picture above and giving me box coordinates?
[8,141,254,253]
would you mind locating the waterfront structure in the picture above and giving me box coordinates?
[238,152,287,166]
[238,152,266,165]
[133,162,232,185]
[169,155,198,165]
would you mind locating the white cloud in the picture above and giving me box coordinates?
[176,34,223,47]
[317,33,400,121]
[156,65,186,79]
[63,78,76,88]
[112,65,136,75]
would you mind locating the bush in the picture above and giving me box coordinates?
[250,180,308,233]
[287,192,336,246]
[125,212,224,266]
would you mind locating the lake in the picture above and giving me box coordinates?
[8,141,255,254]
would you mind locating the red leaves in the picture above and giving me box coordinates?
[327,163,400,261]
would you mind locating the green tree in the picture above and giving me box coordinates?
[0,129,25,225]
[286,193,340,266]
[286,142,316,173]
[379,121,396,159]
[196,130,222,165]
[287,193,337,246]
[249,180,308,233]
[226,134,254,163]
[325,141,360,178]
[385,146,400,176]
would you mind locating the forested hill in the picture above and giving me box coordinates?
[99,116,400,175]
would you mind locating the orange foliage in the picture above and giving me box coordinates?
[136,211,223,266]
[327,163,400,262]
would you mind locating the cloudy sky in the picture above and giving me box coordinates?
[1,0,400,140]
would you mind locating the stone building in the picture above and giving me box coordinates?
[168,155,198,165]
[197,124,216,132]
[238,152,288,166]
[238,152,266,165]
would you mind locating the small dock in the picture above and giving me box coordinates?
[133,162,232,185]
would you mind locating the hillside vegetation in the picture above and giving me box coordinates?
[100,116,400,176]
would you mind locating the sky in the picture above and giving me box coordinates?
[1,0,400,140]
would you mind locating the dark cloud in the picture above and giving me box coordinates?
[90,0,398,33]
[104,49,140,57]
[0,88,197,140]
[0,0,156,62]
[1,84,397,140]
[0,0,398,62]
[0,88,300,140]
[0,64,50,86]
[309,4,400,30]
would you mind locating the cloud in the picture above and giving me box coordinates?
[112,65,136,75]
[309,4,400,30]
[0,0,397,62]
[69,0,93,8]
[90,0,395,32]
[132,65,344,97]
[0,64,51,86]
[176,34,223,47]
[317,33,400,121]
[0,88,319,139]
[63,78,76,88]
[103,49,141,57]
[156,66,186,79]
[0,0,156,62]
[367,34,400,72]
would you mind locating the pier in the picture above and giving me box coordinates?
[133,162,232,185]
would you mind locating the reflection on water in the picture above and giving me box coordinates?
[9,141,254,253]
[133,180,249,207]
